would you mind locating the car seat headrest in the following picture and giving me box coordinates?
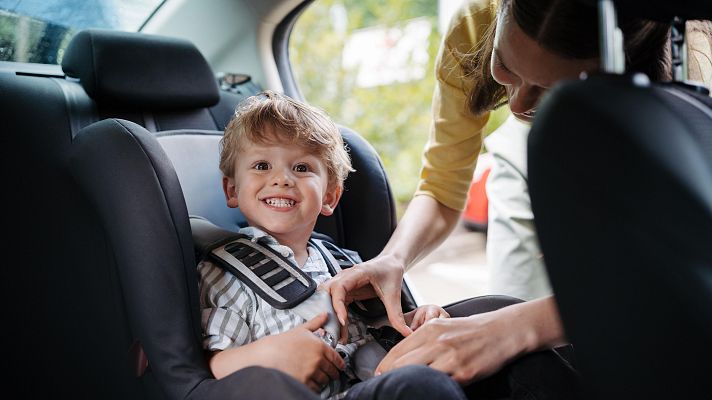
[61,29,220,110]
[577,0,712,21]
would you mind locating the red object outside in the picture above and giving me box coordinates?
[461,154,493,231]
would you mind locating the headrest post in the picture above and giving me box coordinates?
[670,17,688,82]
[597,0,625,74]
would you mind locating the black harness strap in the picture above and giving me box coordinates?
[211,236,316,309]
[191,216,386,317]
[309,238,387,319]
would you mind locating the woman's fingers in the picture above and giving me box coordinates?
[323,257,414,338]
[380,287,413,337]
[375,326,429,373]
[387,345,436,371]
[323,268,370,327]
[409,309,425,331]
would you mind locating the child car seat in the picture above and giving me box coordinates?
[4,26,410,398]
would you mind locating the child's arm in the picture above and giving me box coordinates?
[208,313,345,393]
[403,304,450,331]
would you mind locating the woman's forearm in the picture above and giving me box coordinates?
[380,195,461,270]
[502,296,568,352]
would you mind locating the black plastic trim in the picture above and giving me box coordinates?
[272,0,314,101]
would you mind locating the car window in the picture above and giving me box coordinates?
[0,0,163,65]
[290,0,510,216]
[292,0,511,306]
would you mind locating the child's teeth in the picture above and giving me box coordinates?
[265,198,295,207]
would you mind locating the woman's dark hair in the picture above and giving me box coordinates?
[464,0,671,115]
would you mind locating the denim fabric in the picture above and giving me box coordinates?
[345,365,467,400]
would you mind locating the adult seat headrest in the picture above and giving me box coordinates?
[578,0,712,21]
[61,29,219,110]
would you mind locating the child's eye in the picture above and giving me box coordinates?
[253,162,270,170]
[293,163,309,173]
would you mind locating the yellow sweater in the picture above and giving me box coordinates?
[414,0,496,211]
[415,1,712,212]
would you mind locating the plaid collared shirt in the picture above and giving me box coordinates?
[198,226,372,399]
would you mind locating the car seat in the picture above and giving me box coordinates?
[2,28,261,398]
[3,27,409,398]
[68,114,406,398]
[528,1,712,399]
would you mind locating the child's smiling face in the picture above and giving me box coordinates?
[223,127,341,245]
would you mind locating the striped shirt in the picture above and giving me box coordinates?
[198,226,372,399]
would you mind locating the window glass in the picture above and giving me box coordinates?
[291,0,509,216]
[0,0,163,64]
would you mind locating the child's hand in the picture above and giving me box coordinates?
[403,304,449,331]
[255,313,345,392]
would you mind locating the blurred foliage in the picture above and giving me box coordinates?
[0,10,74,64]
[291,0,509,216]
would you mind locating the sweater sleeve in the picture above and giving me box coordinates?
[415,0,496,211]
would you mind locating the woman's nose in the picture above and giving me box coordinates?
[508,85,541,115]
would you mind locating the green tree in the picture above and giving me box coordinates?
[291,0,508,216]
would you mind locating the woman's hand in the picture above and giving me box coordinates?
[321,195,463,341]
[404,304,450,331]
[376,297,566,385]
[320,254,413,340]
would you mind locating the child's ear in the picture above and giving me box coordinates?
[321,184,342,216]
[223,176,240,209]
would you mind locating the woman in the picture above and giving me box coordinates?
[322,0,712,393]
[483,8,712,302]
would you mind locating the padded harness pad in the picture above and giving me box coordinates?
[191,217,387,318]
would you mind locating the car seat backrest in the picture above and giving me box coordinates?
[529,2,712,398]
[156,124,398,261]
[2,28,251,398]
[6,24,401,397]
[70,118,304,400]
[69,116,403,398]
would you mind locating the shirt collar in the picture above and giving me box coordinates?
[238,226,323,270]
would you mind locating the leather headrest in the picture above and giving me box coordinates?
[61,29,219,110]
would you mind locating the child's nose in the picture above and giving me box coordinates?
[270,169,294,187]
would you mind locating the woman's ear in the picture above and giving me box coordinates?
[223,176,240,208]
[321,184,343,216]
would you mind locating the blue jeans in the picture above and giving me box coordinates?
[345,365,467,400]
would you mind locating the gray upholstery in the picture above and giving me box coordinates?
[529,67,712,400]
[4,25,403,398]
[62,29,220,110]
[2,28,249,398]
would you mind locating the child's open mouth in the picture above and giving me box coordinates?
[264,197,296,208]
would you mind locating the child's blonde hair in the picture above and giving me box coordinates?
[220,90,354,188]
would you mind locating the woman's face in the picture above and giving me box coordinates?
[491,10,599,122]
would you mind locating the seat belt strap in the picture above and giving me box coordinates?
[310,238,387,319]
[210,236,317,310]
